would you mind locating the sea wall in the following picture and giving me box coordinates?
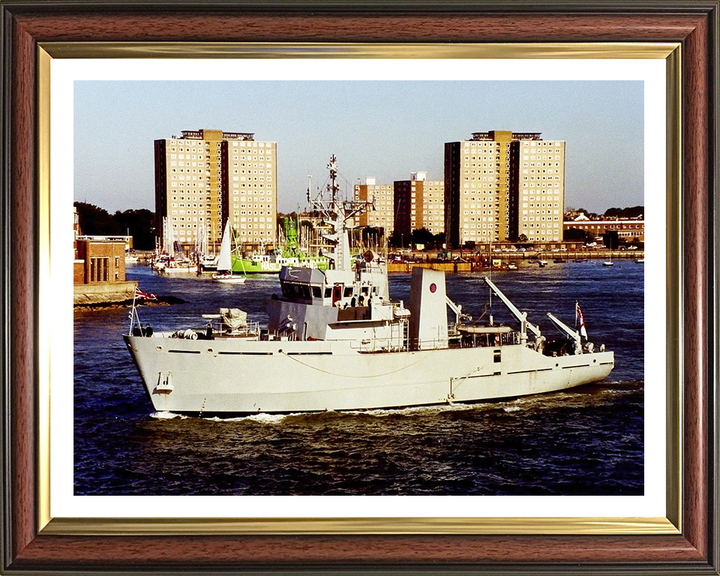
[386,262,473,274]
[74,281,138,306]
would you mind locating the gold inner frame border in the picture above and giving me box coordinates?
[37,41,681,537]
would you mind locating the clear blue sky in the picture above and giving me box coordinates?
[74,80,643,214]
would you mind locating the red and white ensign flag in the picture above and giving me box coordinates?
[575,301,588,340]
[135,287,157,302]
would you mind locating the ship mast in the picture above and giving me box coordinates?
[307,155,373,271]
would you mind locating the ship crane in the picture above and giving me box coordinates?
[483,276,541,346]
[546,313,583,355]
[446,296,471,326]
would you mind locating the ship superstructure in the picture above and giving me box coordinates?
[124,156,614,415]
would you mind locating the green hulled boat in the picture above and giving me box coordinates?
[231,253,329,274]
[231,254,282,274]
[229,216,330,274]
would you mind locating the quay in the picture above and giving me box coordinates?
[131,248,643,276]
[74,281,138,306]
[387,249,644,273]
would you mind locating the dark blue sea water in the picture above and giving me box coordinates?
[74,260,643,496]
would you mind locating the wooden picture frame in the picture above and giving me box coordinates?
[2,1,717,573]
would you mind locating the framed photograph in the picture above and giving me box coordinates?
[2,1,717,574]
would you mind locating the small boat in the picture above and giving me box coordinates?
[155,258,196,273]
[507,263,518,271]
[213,221,246,284]
[539,260,548,268]
[635,259,645,264]
[153,218,196,273]
[602,260,614,267]
[200,255,218,272]
[213,271,246,284]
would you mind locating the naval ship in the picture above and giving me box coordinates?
[124,156,614,416]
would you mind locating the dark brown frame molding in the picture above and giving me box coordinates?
[1,1,718,574]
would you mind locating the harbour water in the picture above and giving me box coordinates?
[74,261,643,496]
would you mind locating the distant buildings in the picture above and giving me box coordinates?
[444,131,565,247]
[352,173,445,243]
[150,128,576,252]
[510,134,566,244]
[564,214,645,243]
[154,129,277,252]
[393,172,445,240]
[353,178,395,234]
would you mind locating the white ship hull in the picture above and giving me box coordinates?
[126,157,615,416]
[124,334,614,415]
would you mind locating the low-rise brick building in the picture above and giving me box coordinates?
[74,239,127,284]
[73,209,137,305]
[563,217,644,243]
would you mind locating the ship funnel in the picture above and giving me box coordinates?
[408,268,449,351]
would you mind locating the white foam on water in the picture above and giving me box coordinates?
[150,411,186,420]
[202,412,289,424]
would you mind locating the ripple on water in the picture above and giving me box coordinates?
[74,266,645,496]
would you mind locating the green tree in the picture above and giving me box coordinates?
[604,206,644,219]
[74,202,157,250]
[564,227,592,242]
[74,202,122,236]
[411,227,435,247]
[388,229,407,248]
[113,209,156,250]
[574,207,599,219]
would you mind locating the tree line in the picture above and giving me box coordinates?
[74,202,156,250]
[571,205,644,220]
[74,201,644,252]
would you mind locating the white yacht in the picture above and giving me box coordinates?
[212,221,246,284]
[124,156,614,416]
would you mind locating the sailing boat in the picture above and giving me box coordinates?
[213,222,246,284]
[154,217,195,273]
